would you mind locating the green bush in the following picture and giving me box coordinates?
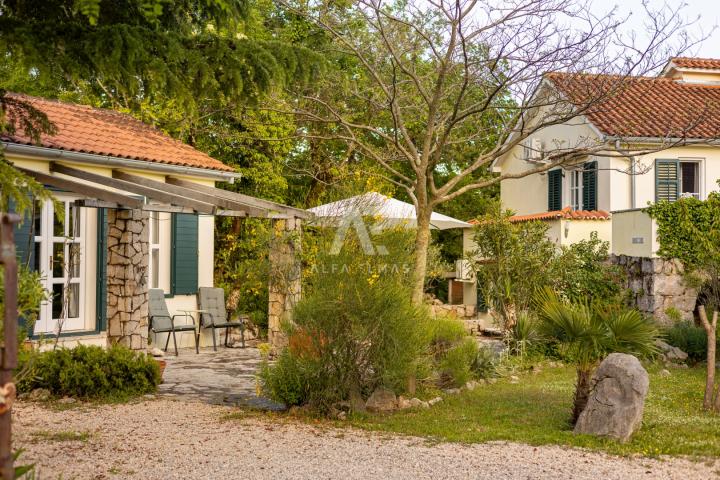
[427,315,467,357]
[438,337,479,387]
[470,345,497,379]
[665,321,717,363]
[259,227,431,413]
[506,311,545,357]
[17,345,160,399]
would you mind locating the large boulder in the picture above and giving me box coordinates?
[655,339,688,363]
[574,353,649,443]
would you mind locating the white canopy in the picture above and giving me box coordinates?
[308,192,471,230]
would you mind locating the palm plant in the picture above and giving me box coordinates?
[535,287,659,425]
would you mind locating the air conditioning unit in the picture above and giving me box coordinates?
[525,137,547,163]
[455,259,474,281]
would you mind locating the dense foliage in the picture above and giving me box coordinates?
[471,207,625,329]
[665,321,720,363]
[17,345,160,399]
[260,227,431,413]
[647,192,720,310]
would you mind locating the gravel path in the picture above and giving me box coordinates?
[13,399,718,480]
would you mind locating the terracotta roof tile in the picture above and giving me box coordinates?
[669,57,720,70]
[545,72,720,139]
[509,207,610,223]
[466,207,610,225]
[2,93,234,172]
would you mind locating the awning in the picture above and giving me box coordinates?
[308,192,471,230]
[18,162,311,219]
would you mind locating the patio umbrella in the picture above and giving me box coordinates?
[308,192,471,230]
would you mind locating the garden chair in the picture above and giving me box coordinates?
[198,287,247,351]
[148,289,199,355]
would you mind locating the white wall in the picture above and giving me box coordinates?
[612,209,657,258]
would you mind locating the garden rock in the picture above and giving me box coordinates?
[27,388,51,402]
[397,396,412,409]
[509,375,519,384]
[465,380,480,391]
[655,339,688,363]
[428,396,442,406]
[574,353,649,443]
[365,388,397,412]
[659,369,671,377]
[408,398,429,409]
[58,396,77,404]
[150,347,165,358]
[443,388,461,395]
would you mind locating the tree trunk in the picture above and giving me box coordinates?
[572,367,593,425]
[699,306,717,410]
[411,206,433,305]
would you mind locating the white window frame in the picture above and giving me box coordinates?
[34,197,86,334]
[148,211,161,290]
[569,169,583,210]
[678,158,702,200]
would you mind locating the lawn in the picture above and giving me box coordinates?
[348,363,720,457]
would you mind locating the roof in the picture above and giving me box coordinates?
[467,207,611,225]
[667,57,720,70]
[2,93,234,172]
[545,72,720,139]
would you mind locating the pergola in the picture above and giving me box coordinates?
[20,161,310,351]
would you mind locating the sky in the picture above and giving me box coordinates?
[593,0,720,59]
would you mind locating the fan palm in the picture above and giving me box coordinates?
[535,287,659,425]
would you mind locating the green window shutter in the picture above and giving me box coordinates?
[582,161,598,211]
[96,208,108,332]
[547,169,562,211]
[8,199,35,269]
[655,160,679,202]
[171,213,199,295]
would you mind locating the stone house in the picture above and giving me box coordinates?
[5,93,307,350]
[468,57,720,323]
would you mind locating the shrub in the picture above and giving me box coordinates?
[427,315,467,358]
[17,345,160,399]
[437,337,479,388]
[470,345,497,379]
[259,227,431,413]
[665,321,718,363]
[506,311,545,357]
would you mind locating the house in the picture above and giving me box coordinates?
[470,57,720,322]
[4,93,308,350]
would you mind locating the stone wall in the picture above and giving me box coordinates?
[268,217,302,352]
[107,208,149,350]
[611,254,697,325]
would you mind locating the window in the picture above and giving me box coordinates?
[570,170,583,210]
[148,212,161,289]
[680,161,699,199]
[656,159,701,202]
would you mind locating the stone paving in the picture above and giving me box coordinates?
[157,346,285,410]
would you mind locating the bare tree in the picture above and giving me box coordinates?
[279,0,706,303]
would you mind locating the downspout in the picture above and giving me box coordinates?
[615,140,636,209]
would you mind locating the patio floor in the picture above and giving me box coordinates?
[157,346,285,411]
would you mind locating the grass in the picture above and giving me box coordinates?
[29,430,91,443]
[347,363,720,457]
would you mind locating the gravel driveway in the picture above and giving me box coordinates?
[13,399,718,480]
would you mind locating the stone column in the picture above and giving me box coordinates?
[106,208,149,350]
[268,217,302,352]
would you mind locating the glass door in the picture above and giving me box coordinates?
[34,197,85,334]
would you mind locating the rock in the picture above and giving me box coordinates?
[336,410,347,421]
[655,340,688,363]
[509,375,519,384]
[349,387,366,413]
[465,380,480,391]
[574,353,649,443]
[365,388,397,412]
[58,396,77,404]
[408,398,429,409]
[28,388,51,402]
[443,388,461,395]
[148,347,165,357]
[428,396,443,406]
[397,396,413,409]
[143,394,156,399]
[659,369,671,377]
[486,378,497,385]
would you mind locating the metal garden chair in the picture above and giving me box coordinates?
[148,289,199,355]
[198,287,246,351]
